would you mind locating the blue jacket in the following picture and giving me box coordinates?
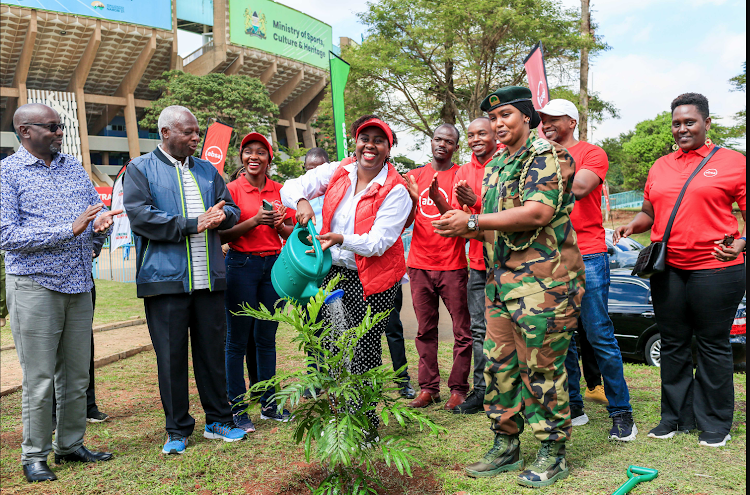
[122,147,239,297]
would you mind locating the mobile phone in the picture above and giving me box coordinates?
[723,234,735,246]
[262,199,274,211]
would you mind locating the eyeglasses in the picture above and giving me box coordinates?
[23,123,65,132]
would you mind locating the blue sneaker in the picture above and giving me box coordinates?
[203,422,246,442]
[162,434,188,454]
[260,405,293,422]
[233,412,256,433]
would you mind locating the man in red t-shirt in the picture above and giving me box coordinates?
[405,124,473,411]
[449,117,499,414]
[539,100,636,442]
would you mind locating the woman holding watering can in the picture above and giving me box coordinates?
[433,86,585,488]
[280,115,413,440]
[219,132,295,431]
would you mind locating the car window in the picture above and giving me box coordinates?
[609,279,650,305]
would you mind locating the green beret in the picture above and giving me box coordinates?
[480,86,533,112]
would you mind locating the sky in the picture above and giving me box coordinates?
[178,0,747,162]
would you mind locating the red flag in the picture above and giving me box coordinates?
[95,187,113,207]
[524,42,550,138]
[200,122,234,174]
[524,42,550,111]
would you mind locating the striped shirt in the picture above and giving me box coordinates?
[159,145,209,290]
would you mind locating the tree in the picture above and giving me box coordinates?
[391,154,418,173]
[550,86,619,128]
[271,145,308,183]
[346,0,599,140]
[579,0,591,142]
[620,111,737,190]
[140,70,279,176]
[729,62,746,139]
[597,131,633,193]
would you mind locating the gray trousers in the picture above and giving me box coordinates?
[7,274,92,464]
[468,268,488,393]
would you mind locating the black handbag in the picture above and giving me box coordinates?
[631,146,721,278]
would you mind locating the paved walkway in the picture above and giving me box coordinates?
[1,323,152,396]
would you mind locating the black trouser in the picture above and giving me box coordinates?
[385,285,409,381]
[53,284,98,425]
[578,318,602,390]
[650,264,745,435]
[144,289,233,437]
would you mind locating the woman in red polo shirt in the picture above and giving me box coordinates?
[219,132,295,430]
[615,93,746,448]
[280,115,412,441]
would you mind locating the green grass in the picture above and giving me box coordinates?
[92,279,145,326]
[0,321,745,494]
[0,280,144,347]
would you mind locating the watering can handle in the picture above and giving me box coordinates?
[305,221,324,276]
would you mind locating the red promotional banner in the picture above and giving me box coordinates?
[200,121,234,174]
[95,187,113,207]
[523,42,550,112]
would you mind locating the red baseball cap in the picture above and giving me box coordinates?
[240,132,274,161]
[355,118,393,147]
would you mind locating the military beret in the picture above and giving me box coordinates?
[480,86,533,112]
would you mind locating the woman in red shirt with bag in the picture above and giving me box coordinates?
[219,133,295,431]
[614,93,746,447]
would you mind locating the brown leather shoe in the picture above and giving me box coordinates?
[408,391,441,408]
[443,393,466,411]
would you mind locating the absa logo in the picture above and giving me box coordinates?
[205,146,224,166]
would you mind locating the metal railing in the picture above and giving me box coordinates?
[602,190,644,210]
[183,40,214,65]
[92,238,136,283]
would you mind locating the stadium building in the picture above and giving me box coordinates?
[0,0,338,185]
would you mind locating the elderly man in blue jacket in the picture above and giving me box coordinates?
[123,105,244,454]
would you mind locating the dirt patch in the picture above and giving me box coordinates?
[243,461,443,495]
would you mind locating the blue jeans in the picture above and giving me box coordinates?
[225,251,280,410]
[565,253,632,416]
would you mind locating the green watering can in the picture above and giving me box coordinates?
[611,465,659,495]
[271,221,332,305]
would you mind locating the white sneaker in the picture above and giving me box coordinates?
[699,433,731,447]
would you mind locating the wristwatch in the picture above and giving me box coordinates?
[467,214,479,232]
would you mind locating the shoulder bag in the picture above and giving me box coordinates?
[631,146,721,278]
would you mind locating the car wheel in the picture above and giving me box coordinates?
[644,333,661,367]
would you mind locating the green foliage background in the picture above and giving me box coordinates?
[139,70,279,177]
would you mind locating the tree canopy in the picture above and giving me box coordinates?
[343,0,601,141]
[140,70,279,174]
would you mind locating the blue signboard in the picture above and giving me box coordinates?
[176,0,213,26]
[4,0,173,31]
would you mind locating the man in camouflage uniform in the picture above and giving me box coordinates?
[433,86,585,488]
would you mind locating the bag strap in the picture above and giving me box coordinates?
[662,146,721,245]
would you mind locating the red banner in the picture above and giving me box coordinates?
[524,42,550,111]
[200,121,234,174]
[524,42,550,138]
[95,187,113,207]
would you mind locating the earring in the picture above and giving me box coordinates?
[705,138,713,147]
[672,143,679,151]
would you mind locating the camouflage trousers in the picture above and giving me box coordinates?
[483,281,583,444]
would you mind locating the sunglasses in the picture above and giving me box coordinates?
[24,122,66,132]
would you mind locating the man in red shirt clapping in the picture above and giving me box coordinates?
[405,124,473,411]
[539,99,636,442]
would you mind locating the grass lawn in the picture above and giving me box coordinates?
[0,280,144,348]
[91,279,145,326]
[1,320,746,494]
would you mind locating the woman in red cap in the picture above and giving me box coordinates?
[219,132,295,430]
[280,115,413,440]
